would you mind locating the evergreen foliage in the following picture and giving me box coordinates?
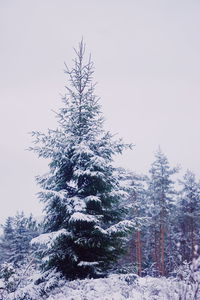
[117,169,148,275]
[178,170,200,262]
[0,213,38,266]
[145,148,178,275]
[0,217,15,265]
[30,41,132,279]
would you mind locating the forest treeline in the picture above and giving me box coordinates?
[116,152,200,277]
[0,149,199,279]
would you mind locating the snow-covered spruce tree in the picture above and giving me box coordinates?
[126,173,148,277]
[0,217,15,265]
[117,168,148,275]
[0,213,39,267]
[178,170,200,262]
[145,148,178,276]
[30,41,132,280]
[12,212,39,265]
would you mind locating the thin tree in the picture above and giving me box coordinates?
[146,148,178,276]
[178,170,200,262]
[118,168,147,276]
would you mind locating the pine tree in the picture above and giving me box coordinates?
[0,213,39,266]
[30,41,132,279]
[146,148,178,276]
[178,170,200,262]
[117,168,147,275]
[128,174,147,277]
[12,212,38,265]
[0,217,15,264]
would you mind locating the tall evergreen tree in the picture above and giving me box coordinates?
[146,148,178,276]
[178,170,200,262]
[30,41,132,279]
[117,168,147,276]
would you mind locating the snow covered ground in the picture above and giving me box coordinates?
[4,271,199,300]
[45,274,199,300]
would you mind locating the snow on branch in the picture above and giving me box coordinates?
[77,261,99,267]
[106,220,135,235]
[39,189,68,201]
[69,212,100,224]
[74,169,106,179]
[85,195,102,204]
[31,229,69,249]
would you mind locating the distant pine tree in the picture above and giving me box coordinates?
[178,170,200,262]
[117,168,147,275]
[145,148,178,276]
[0,217,15,264]
[30,41,132,279]
[0,213,39,266]
[12,212,38,265]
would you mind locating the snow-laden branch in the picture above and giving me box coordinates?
[31,229,70,249]
[106,220,135,235]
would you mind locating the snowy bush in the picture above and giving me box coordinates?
[174,257,200,300]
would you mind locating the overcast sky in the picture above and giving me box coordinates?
[1,0,200,224]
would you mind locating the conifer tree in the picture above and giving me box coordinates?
[30,41,132,279]
[0,213,39,266]
[128,174,147,277]
[146,148,178,276]
[0,217,15,264]
[178,170,200,262]
[12,212,38,265]
[118,169,147,276]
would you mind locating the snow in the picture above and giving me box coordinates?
[40,189,68,201]
[106,220,134,235]
[77,261,99,267]
[73,169,106,179]
[31,229,69,248]
[69,212,99,223]
[4,270,200,300]
[94,225,108,235]
[74,142,93,156]
[46,274,140,300]
[0,279,5,289]
[67,179,78,189]
[43,274,197,300]
[85,195,101,204]
[69,196,86,212]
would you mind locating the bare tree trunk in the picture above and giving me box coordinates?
[129,232,135,265]
[191,218,195,260]
[136,230,142,276]
[153,229,160,275]
[160,224,165,276]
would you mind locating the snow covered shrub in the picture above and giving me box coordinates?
[174,255,200,300]
[5,269,66,300]
[34,269,66,295]
[0,263,17,293]
[110,261,137,275]
[174,260,193,281]
[0,263,15,282]
[123,273,138,285]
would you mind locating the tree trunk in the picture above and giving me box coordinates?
[191,218,195,260]
[153,228,159,275]
[160,224,165,276]
[136,230,142,276]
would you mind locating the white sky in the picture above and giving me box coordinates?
[1,0,200,224]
